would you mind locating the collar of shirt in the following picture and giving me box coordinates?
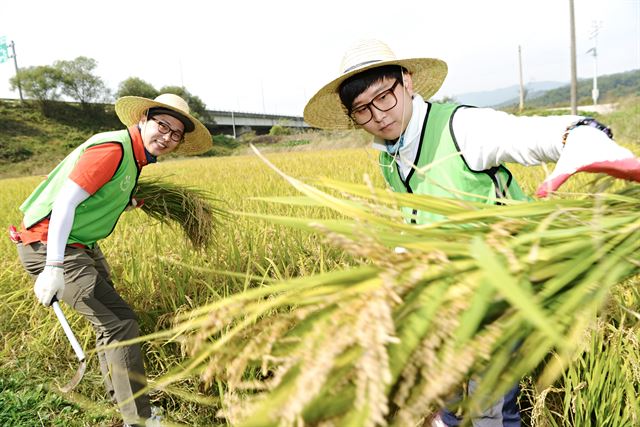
[371,94,427,178]
[145,148,158,164]
[130,125,154,169]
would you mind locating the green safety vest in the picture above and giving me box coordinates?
[20,129,139,247]
[380,103,528,224]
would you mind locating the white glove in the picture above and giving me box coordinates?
[34,266,65,306]
[536,125,640,197]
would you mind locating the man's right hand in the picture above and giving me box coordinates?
[34,266,65,306]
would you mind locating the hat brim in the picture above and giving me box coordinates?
[304,58,448,130]
[115,96,212,155]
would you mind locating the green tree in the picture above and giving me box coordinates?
[116,77,159,99]
[158,85,207,121]
[437,95,458,103]
[54,56,110,107]
[269,124,292,136]
[10,65,63,107]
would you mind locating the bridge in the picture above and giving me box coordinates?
[205,110,309,136]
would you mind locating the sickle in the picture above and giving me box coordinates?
[51,297,87,393]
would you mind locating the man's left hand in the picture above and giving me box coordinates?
[536,126,640,197]
[34,266,65,306]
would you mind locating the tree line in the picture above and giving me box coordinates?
[9,56,207,119]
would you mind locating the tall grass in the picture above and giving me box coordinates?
[0,150,379,425]
[0,99,639,425]
[155,151,640,426]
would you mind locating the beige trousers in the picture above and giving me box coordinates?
[17,242,151,425]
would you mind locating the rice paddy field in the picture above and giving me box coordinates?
[1,104,639,426]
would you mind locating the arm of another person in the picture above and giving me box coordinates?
[452,107,640,196]
[33,180,90,305]
[33,144,122,306]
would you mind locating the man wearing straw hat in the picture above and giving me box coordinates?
[304,39,640,426]
[15,93,211,426]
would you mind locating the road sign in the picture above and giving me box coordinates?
[0,36,8,64]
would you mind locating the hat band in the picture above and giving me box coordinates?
[343,59,384,74]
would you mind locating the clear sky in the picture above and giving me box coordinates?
[0,0,638,116]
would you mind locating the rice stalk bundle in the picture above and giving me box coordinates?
[152,155,639,426]
[134,176,226,249]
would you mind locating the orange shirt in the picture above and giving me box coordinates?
[20,126,148,245]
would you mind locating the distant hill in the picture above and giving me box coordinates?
[453,70,640,109]
[453,81,565,107]
[511,69,640,109]
[450,69,639,109]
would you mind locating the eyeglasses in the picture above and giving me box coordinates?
[349,79,400,125]
[150,117,184,142]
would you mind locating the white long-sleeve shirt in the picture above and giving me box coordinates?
[372,95,582,179]
[46,179,90,263]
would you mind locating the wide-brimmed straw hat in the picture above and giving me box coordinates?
[304,39,448,130]
[115,93,212,155]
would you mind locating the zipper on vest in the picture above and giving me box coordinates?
[396,167,418,224]
[498,165,514,197]
[401,103,431,225]
[485,167,507,205]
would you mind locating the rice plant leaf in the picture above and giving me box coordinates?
[389,280,451,379]
[452,274,496,346]
[237,364,303,427]
[470,237,563,346]
[250,195,329,207]
[250,145,391,224]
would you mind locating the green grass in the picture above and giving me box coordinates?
[0,366,113,427]
[0,100,121,178]
[281,139,310,147]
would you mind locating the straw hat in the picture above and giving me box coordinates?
[303,39,448,130]
[115,93,212,155]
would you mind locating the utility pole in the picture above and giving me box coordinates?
[260,81,266,115]
[8,40,24,103]
[569,0,578,115]
[231,110,236,139]
[518,45,525,112]
[587,21,602,106]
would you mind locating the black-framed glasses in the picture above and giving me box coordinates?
[150,117,184,142]
[349,79,400,125]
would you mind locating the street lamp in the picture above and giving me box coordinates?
[587,21,602,106]
[0,37,24,102]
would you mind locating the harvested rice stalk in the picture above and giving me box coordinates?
[146,155,639,426]
[214,184,639,427]
[134,176,226,249]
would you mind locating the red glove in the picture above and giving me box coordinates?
[536,125,640,197]
[8,225,21,243]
